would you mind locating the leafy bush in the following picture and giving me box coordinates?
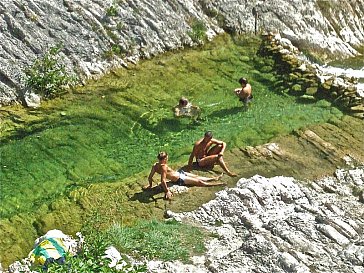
[188,19,207,43]
[24,44,76,99]
[106,5,118,16]
[103,44,127,60]
[43,235,145,273]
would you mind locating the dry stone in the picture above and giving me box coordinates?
[153,166,364,273]
[1,0,364,106]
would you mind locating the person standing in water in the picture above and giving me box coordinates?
[234,77,253,110]
[187,131,237,177]
[174,97,200,118]
[144,151,225,200]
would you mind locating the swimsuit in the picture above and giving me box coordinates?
[196,158,203,167]
[239,94,253,104]
[176,169,186,186]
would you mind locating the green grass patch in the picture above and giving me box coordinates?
[107,219,206,262]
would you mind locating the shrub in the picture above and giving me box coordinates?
[24,44,77,99]
[43,235,145,273]
[103,44,127,61]
[106,5,118,17]
[188,19,207,43]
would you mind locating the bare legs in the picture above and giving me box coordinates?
[197,144,237,177]
[198,154,236,177]
[184,172,223,181]
[183,175,226,187]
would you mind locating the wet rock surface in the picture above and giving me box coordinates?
[1,0,363,105]
[152,114,364,217]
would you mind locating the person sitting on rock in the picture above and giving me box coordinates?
[143,151,225,200]
[174,97,200,118]
[187,131,237,177]
[234,77,253,110]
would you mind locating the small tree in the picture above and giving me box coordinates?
[24,44,76,99]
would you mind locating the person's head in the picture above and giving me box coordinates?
[157,151,168,162]
[204,131,213,141]
[238,77,248,86]
[179,97,189,107]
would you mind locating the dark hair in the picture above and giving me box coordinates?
[179,97,188,107]
[238,77,248,85]
[157,151,168,161]
[204,131,213,138]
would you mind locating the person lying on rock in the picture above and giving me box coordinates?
[234,77,253,110]
[187,131,237,177]
[143,151,225,200]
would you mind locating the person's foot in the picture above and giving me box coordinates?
[227,172,237,177]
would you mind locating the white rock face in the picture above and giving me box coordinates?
[24,92,41,108]
[0,0,363,105]
[150,167,364,272]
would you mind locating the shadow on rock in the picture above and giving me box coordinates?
[129,182,175,203]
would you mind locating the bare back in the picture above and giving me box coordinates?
[238,83,252,99]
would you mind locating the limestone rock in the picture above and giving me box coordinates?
[0,0,363,106]
[159,167,364,273]
[24,92,41,108]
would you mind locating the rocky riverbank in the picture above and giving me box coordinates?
[3,166,363,273]
[258,33,364,118]
[1,0,363,106]
[155,167,364,273]
[1,1,364,271]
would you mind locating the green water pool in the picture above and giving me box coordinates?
[0,34,345,219]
